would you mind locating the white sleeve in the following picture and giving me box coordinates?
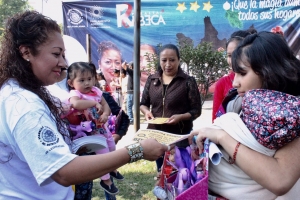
[7,95,77,185]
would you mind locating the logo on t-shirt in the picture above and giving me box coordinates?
[38,126,59,146]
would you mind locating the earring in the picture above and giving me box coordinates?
[26,58,29,62]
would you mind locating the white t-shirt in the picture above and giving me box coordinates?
[121,76,128,94]
[0,79,77,199]
[46,78,70,102]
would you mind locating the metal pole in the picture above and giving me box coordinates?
[86,34,91,62]
[133,0,141,131]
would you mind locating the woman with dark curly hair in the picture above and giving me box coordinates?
[0,11,167,199]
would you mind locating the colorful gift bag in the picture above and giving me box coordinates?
[158,139,210,200]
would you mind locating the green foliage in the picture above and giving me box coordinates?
[225,10,243,29]
[143,52,158,76]
[179,41,229,105]
[92,160,157,200]
[0,0,30,36]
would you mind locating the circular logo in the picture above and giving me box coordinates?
[90,5,103,19]
[38,126,59,146]
[67,8,84,25]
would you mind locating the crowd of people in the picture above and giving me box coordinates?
[1,10,300,200]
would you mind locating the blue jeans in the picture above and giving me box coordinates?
[105,190,117,200]
[127,93,133,122]
[74,181,93,200]
[74,181,116,200]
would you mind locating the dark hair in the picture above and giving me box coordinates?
[158,44,180,71]
[67,62,97,91]
[121,69,126,75]
[97,72,106,81]
[226,28,257,49]
[0,11,66,138]
[114,69,120,74]
[97,41,122,60]
[232,31,300,96]
[128,61,134,69]
[159,44,180,60]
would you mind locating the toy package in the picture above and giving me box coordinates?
[61,106,109,153]
[63,106,110,138]
[155,138,210,200]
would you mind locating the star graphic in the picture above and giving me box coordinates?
[190,1,200,12]
[203,1,213,12]
[176,2,187,13]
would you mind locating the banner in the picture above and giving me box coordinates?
[62,0,299,91]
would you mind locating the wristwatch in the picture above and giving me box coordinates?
[126,143,144,163]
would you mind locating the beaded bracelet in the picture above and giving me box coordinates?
[229,142,241,164]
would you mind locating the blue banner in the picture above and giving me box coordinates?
[62,0,299,90]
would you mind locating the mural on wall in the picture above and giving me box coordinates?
[62,0,299,90]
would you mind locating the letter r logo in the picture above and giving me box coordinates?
[116,4,134,28]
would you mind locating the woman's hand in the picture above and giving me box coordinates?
[95,102,103,115]
[122,61,127,70]
[140,139,168,161]
[99,113,108,123]
[188,127,226,150]
[145,110,154,121]
[167,114,182,124]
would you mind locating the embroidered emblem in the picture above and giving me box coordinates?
[38,126,59,146]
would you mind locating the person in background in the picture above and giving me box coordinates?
[140,44,202,177]
[98,41,122,93]
[212,28,257,122]
[122,61,134,124]
[120,69,128,113]
[0,11,168,199]
[96,70,108,92]
[110,69,122,106]
[190,31,300,199]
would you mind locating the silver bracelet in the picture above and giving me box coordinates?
[125,143,144,163]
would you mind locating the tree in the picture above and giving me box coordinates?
[142,52,158,76]
[179,41,229,105]
[0,0,30,36]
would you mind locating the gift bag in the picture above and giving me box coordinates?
[158,138,210,200]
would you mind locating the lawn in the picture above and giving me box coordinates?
[92,114,159,199]
[92,160,158,200]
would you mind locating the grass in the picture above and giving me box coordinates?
[92,160,158,200]
[92,112,158,199]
